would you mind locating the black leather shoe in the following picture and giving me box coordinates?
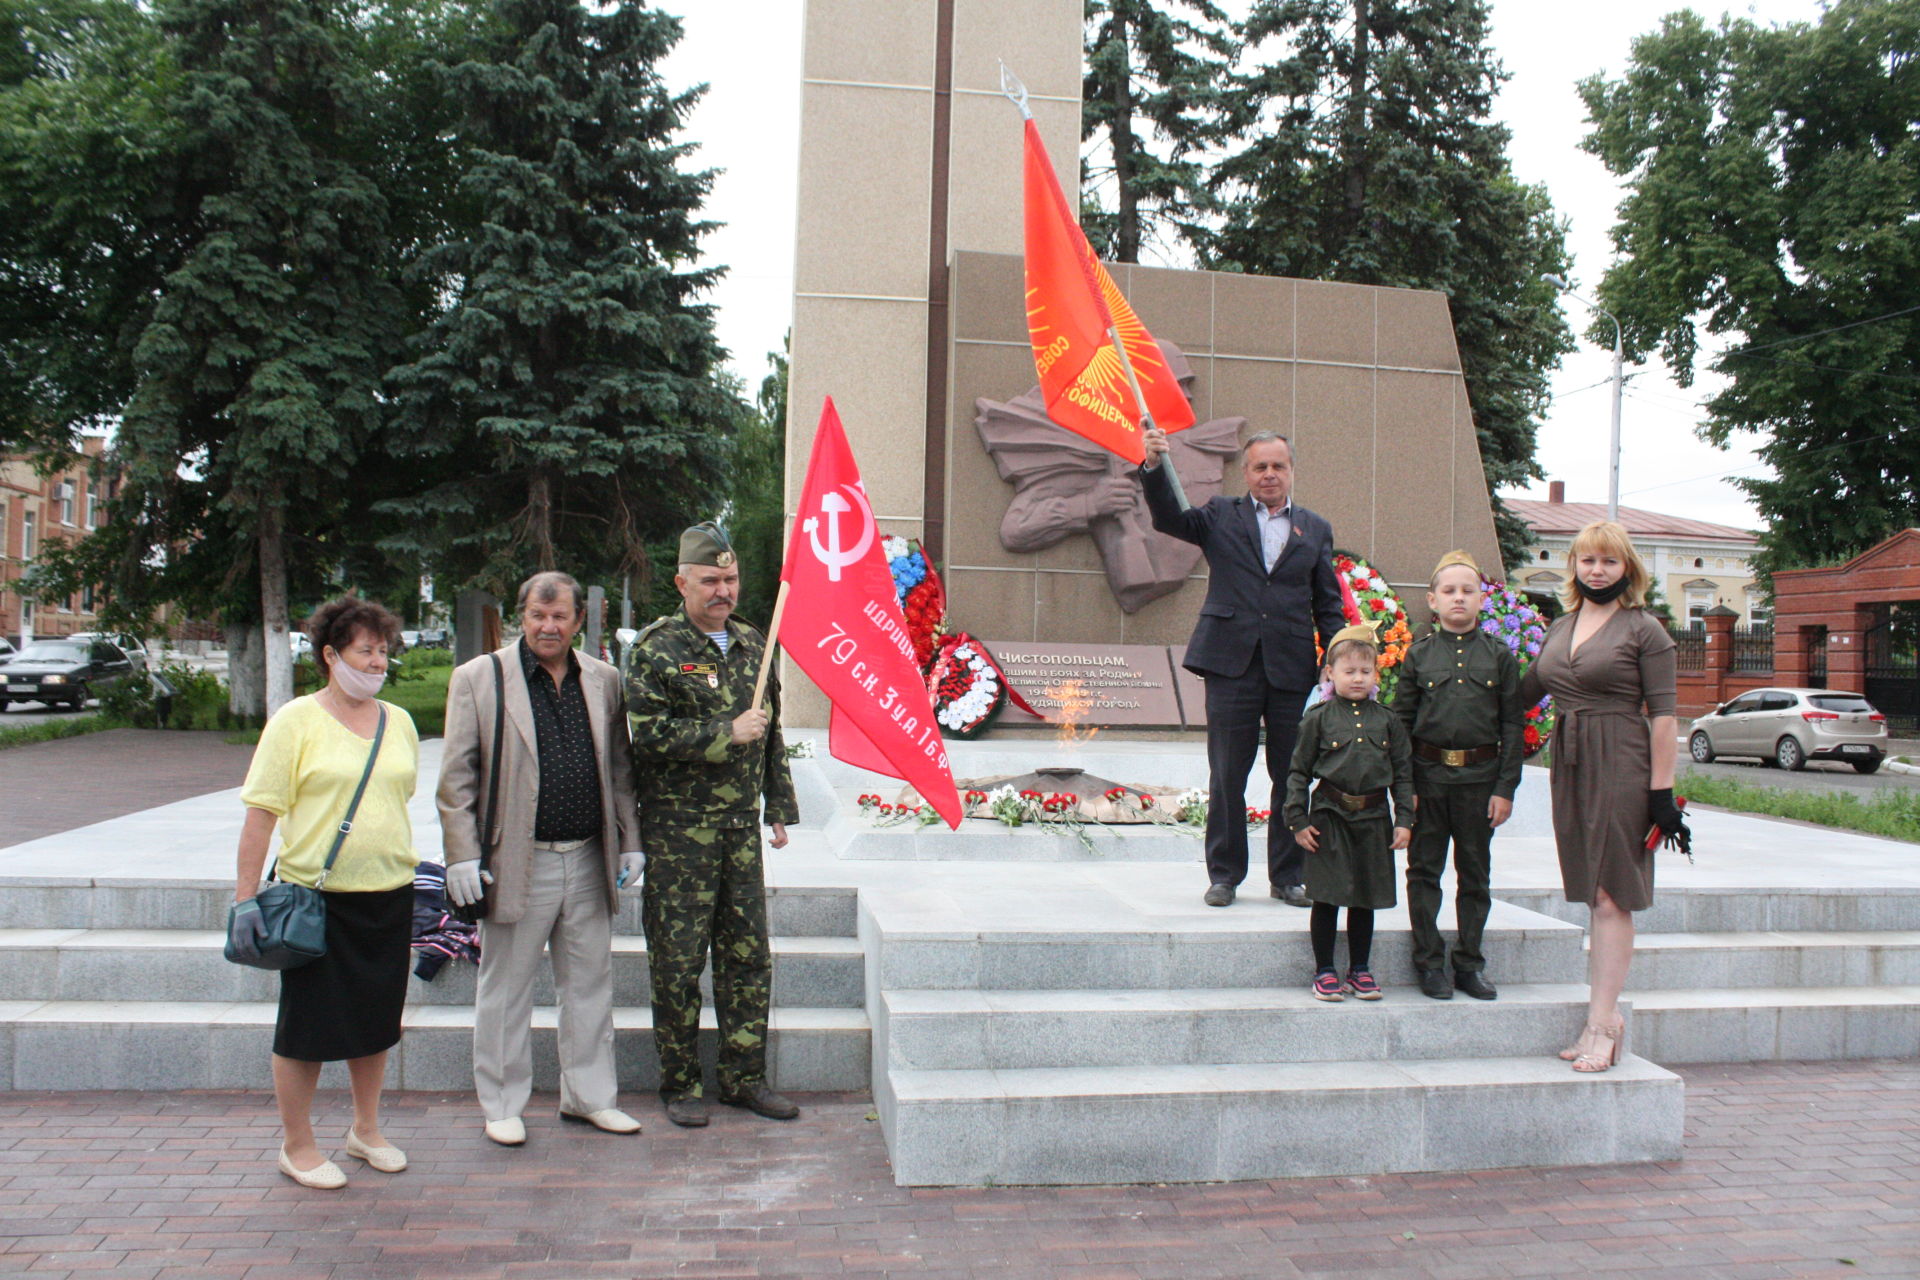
[1275,883,1311,908]
[1203,883,1235,907]
[1454,970,1498,1001]
[1417,968,1454,1000]
[719,1085,800,1120]
[663,1094,710,1128]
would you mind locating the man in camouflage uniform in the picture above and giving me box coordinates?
[626,522,801,1127]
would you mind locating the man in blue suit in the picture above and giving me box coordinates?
[1140,425,1347,907]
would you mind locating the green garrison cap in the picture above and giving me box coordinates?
[679,520,736,569]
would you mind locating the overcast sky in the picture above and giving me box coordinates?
[661,0,1828,535]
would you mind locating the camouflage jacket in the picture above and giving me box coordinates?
[625,610,800,830]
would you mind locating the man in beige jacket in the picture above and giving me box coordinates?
[438,571,645,1145]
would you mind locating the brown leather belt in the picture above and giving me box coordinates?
[1314,783,1388,813]
[1413,739,1499,767]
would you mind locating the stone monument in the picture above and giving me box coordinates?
[784,0,1503,724]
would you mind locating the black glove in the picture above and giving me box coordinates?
[1648,788,1693,862]
[1648,789,1685,835]
[227,897,267,962]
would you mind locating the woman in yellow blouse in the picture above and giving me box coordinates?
[230,597,420,1188]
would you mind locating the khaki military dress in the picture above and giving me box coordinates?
[1520,607,1677,912]
[1283,697,1416,909]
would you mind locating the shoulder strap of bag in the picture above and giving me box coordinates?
[315,704,388,889]
[478,653,505,873]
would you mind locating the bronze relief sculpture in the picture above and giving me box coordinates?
[974,340,1244,613]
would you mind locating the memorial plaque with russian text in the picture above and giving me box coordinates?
[984,642,1184,727]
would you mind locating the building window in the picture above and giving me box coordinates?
[81,584,95,612]
[1747,590,1771,627]
[58,481,75,526]
[1693,557,1703,569]
[22,510,34,559]
[1539,549,1550,561]
[85,485,98,529]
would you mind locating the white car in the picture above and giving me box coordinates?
[1688,687,1890,774]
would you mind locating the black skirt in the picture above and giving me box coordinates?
[274,884,412,1062]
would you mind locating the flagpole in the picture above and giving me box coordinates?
[751,579,792,712]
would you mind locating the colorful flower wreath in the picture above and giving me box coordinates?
[883,536,1039,738]
[1478,576,1555,757]
[1324,552,1415,703]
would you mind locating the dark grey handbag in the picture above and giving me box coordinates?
[224,705,388,970]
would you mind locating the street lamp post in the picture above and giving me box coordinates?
[1544,274,1625,524]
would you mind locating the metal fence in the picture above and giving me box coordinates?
[1668,625,1705,672]
[1730,625,1774,674]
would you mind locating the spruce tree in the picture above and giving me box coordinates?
[385,0,738,602]
[1202,0,1572,571]
[1080,0,1233,263]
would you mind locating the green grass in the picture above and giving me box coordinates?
[1678,769,1920,845]
[0,713,127,753]
[384,663,451,737]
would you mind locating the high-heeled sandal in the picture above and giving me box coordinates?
[1571,1020,1622,1073]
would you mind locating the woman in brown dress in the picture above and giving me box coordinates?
[1521,521,1687,1072]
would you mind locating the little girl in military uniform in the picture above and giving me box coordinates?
[1284,623,1416,1001]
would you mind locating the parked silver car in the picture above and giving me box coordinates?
[1688,687,1889,774]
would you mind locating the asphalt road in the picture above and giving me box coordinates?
[0,698,96,724]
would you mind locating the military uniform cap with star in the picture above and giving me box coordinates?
[679,520,736,569]
[1430,548,1482,582]
[1327,619,1383,651]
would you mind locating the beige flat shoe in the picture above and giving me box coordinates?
[560,1107,642,1134]
[484,1116,527,1146]
[345,1128,407,1173]
[278,1145,347,1189]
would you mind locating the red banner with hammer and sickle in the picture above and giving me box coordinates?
[779,398,963,828]
[1021,118,1195,463]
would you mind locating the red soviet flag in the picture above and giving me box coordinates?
[1021,118,1194,463]
[780,398,963,829]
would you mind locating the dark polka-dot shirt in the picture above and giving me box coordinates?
[518,639,603,842]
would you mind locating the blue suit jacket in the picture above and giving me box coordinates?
[1140,461,1348,690]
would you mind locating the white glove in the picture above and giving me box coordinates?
[618,851,646,890]
[445,860,493,907]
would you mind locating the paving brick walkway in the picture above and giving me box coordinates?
[0,729,256,849]
[1,1060,1915,1279]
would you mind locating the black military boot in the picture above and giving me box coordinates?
[1454,970,1498,1001]
[1416,968,1454,1000]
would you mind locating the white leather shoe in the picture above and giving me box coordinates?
[484,1116,527,1146]
[345,1128,407,1173]
[560,1107,642,1134]
[278,1146,347,1189]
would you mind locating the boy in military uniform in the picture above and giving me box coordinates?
[1285,623,1415,1002]
[625,522,801,1127]
[1391,550,1524,1001]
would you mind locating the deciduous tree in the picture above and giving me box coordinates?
[1579,1,1920,575]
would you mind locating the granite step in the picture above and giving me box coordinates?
[881,1054,1684,1186]
[0,928,865,1009]
[1496,887,1920,935]
[0,879,860,938]
[1622,931,1920,989]
[0,1000,870,1093]
[880,983,1610,1070]
[1625,985,1920,1063]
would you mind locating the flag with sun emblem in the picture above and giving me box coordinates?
[1020,118,1195,463]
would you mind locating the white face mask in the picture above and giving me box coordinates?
[330,654,387,701]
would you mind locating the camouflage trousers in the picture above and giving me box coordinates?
[640,822,771,1099]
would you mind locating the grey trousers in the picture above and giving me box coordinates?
[472,840,618,1121]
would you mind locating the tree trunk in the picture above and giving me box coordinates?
[1111,4,1140,264]
[528,469,556,570]
[259,503,293,716]
[1341,0,1372,243]
[227,623,266,720]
